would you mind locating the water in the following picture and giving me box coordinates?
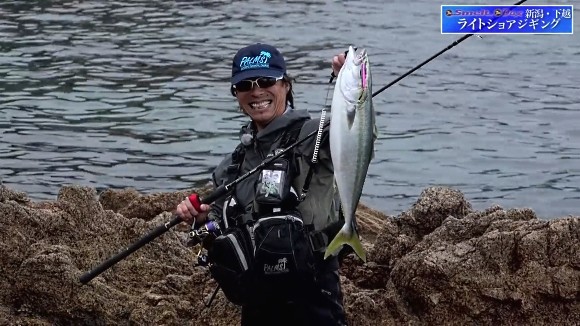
[1,0,579,219]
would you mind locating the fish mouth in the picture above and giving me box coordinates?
[340,47,370,104]
[353,48,367,65]
[351,49,369,102]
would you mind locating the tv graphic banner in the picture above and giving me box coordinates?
[441,5,573,34]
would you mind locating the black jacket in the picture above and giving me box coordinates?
[209,109,341,231]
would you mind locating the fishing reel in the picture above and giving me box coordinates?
[187,220,222,267]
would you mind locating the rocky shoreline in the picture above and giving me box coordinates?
[1,184,578,325]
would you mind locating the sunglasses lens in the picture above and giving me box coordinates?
[234,80,253,92]
[256,77,277,88]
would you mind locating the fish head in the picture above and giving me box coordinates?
[339,46,370,107]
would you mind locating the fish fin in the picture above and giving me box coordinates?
[346,105,356,129]
[324,223,367,263]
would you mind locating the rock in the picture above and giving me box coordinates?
[0,184,578,325]
[98,188,141,213]
[405,186,474,235]
[0,183,30,204]
[98,184,213,221]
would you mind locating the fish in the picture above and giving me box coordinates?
[324,46,377,263]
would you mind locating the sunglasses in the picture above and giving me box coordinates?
[233,76,283,92]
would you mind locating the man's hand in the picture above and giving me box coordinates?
[175,195,210,225]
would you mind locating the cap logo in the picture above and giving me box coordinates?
[239,50,272,71]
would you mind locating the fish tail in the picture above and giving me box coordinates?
[323,223,367,263]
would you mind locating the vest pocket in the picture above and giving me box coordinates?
[208,226,254,305]
[251,212,317,302]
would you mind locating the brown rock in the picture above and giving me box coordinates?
[405,186,473,235]
[98,188,141,213]
[0,183,30,204]
[98,184,213,222]
[0,184,578,326]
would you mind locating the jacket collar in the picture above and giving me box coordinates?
[239,108,311,145]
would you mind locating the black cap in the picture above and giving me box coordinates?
[231,43,286,85]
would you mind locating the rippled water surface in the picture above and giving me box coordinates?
[1,0,579,219]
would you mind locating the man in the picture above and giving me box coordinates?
[176,43,348,326]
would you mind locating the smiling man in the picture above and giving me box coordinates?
[175,43,350,326]
[230,43,294,130]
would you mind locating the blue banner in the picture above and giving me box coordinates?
[441,5,573,34]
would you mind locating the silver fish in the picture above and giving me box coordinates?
[324,46,377,263]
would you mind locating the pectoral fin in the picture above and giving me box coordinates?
[347,105,356,129]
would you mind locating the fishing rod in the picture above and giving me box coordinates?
[372,0,529,98]
[79,124,326,284]
[80,0,529,284]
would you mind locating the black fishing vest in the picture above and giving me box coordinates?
[221,118,309,223]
